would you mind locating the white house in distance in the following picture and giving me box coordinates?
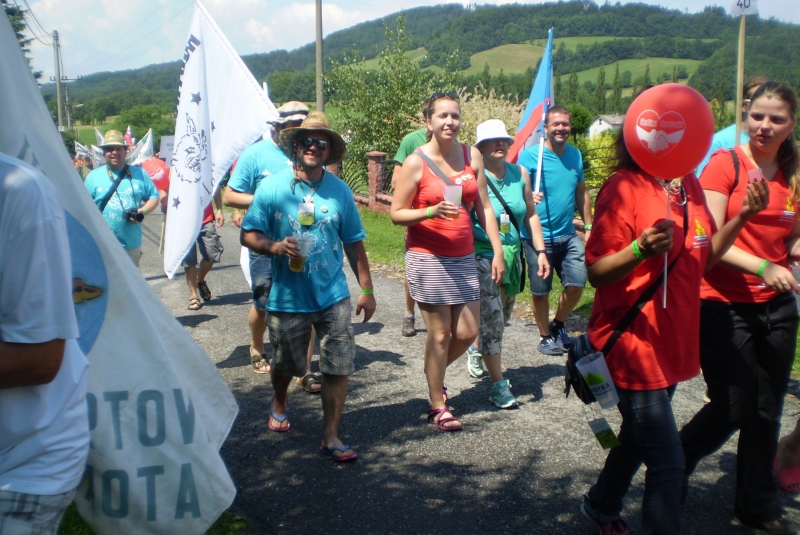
[589,114,625,139]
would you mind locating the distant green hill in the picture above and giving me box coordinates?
[42,1,800,122]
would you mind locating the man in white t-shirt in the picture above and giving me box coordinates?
[0,153,90,533]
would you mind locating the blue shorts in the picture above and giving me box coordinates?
[522,233,587,296]
[249,250,272,311]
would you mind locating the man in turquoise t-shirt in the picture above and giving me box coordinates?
[242,111,376,462]
[84,130,159,267]
[518,106,592,356]
[224,101,307,375]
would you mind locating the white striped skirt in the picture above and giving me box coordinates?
[405,250,480,305]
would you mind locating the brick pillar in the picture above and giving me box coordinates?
[366,151,387,208]
[327,162,342,176]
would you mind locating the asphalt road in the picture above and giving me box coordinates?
[140,214,800,534]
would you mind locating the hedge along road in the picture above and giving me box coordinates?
[140,213,800,534]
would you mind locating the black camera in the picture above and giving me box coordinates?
[125,209,144,222]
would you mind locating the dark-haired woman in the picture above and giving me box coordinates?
[580,120,768,533]
[681,81,800,533]
[390,92,504,431]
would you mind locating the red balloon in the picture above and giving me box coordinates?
[142,158,170,191]
[623,83,714,179]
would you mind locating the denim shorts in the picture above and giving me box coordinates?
[267,297,355,377]
[522,233,587,296]
[249,249,273,311]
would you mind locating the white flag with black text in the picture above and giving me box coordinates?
[164,0,277,277]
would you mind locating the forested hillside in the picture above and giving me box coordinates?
[43,0,800,126]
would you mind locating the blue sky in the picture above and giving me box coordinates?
[21,0,800,81]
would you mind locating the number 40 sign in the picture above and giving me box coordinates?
[730,0,758,16]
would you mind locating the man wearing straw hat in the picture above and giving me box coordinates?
[241,111,376,462]
[224,101,308,375]
[84,129,159,267]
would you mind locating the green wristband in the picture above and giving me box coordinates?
[141,208,148,216]
[361,288,374,295]
[756,259,770,278]
[427,207,433,219]
[584,224,592,230]
[631,239,645,260]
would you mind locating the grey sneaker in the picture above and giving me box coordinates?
[549,320,573,351]
[466,346,486,378]
[489,379,518,409]
[538,335,564,356]
[401,315,416,337]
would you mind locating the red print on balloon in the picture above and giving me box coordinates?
[635,110,685,157]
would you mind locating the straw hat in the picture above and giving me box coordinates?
[271,101,309,126]
[100,130,127,148]
[279,111,347,166]
[475,119,514,147]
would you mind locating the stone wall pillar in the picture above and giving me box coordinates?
[366,151,387,208]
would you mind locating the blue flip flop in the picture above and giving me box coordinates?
[268,397,290,432]
[320,444,358,462]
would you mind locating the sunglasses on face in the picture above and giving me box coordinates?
[298,137,329,151]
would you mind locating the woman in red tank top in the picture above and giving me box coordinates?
[391,92,504,431]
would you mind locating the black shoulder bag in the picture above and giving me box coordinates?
[565,198,689,404]
[97,165,129,213]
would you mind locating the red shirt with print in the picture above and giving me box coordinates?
[700,146,797,303]
[586,170,715,390]
[406,144,479,257]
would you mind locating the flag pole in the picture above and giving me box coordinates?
[534,102,548,193]
[734,15,746,144]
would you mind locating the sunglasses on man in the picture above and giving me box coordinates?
[298,137,329,151]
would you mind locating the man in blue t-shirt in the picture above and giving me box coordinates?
[695,76,767,176]
[224,101,307,376]
[242,111,376,462]
[518,106,592,356]
[84,130,159,267]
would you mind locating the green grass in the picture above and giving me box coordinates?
[359,207,406,268]
[73,118,118,146]
[464,43,545,75]
[58,505,248,534]
[572,57,701,86]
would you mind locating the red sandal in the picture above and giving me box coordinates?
[428,407,462,432]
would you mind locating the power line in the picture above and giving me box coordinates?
[68,0,194,74]
[16,0,52,44]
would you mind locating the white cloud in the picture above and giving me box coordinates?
[20,0,800,81]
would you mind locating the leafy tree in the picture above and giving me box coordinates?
[326,16,438,192]
[554,74,563,104]
[611,63,622,113]
[480,63,491,93]
[567,103,593,140]
[112,104,174,147]
[643,63,651,87]
[3,0,42,80]
[621,70,632,88]
[568,70,579,105]
[495,68,507,96]
[595,66,606,114]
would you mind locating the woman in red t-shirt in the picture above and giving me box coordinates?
[580,124,767,533]
[681,81,800,532]
[390,92,504,431]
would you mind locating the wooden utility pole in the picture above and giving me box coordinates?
[315,0,324,112]
[52,30,63,130]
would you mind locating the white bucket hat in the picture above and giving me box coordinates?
[475,119,514,147]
